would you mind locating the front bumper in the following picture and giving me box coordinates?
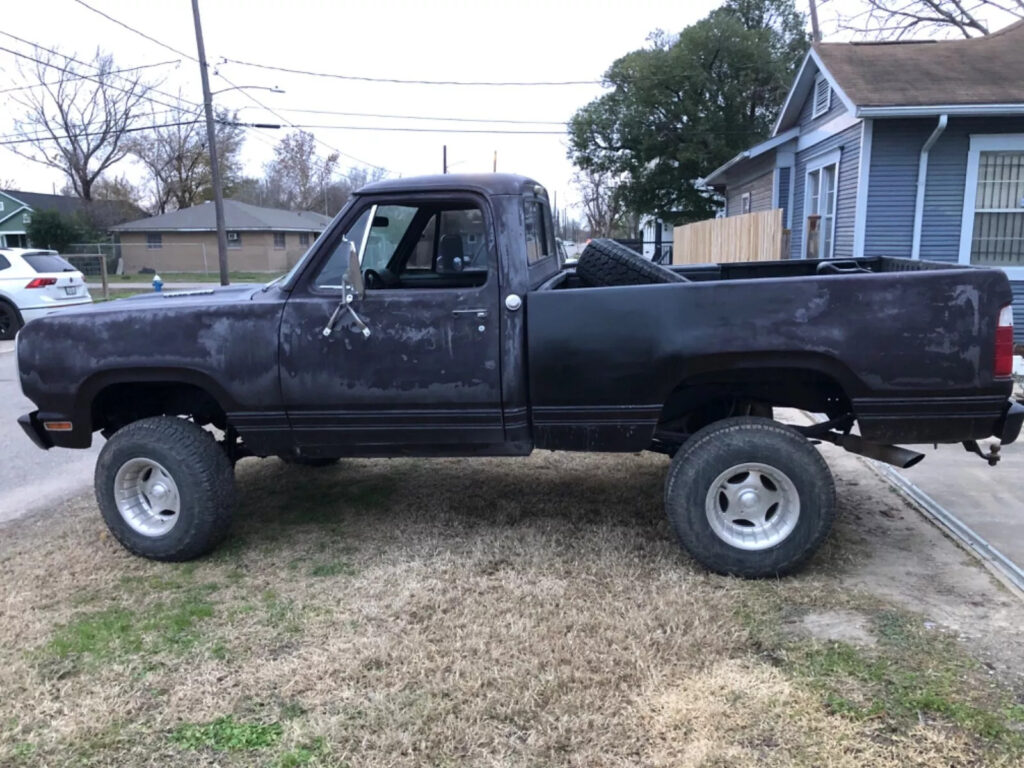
[18,411,53,450]
[996,398,1024,445]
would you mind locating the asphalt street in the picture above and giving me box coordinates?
[0,341,101,524]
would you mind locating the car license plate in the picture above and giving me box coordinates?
[64,286,78,296]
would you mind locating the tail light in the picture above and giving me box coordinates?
[25,277,57,289]
[995,305,1014,378]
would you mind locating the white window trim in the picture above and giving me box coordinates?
[740,192,751,215]
[958,133,1024,279]
[812,73,831,119]
[803,150,841,260]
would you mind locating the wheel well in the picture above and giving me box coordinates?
[91,381,227,436]
[658,367,852,436]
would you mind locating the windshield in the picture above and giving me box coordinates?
[23,253,76,273]
[273,200,354,290]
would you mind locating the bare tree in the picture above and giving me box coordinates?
[573,168,627,238]
[127,102,245,214]
[263,130,340,212]
[10,47,153,200]
[834,0,1023,39]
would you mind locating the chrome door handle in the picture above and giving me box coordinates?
[452,308,488,318]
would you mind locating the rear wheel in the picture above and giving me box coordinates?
[664,417,836,578]
[95,416,235,561]
[576,238,688,287]
[0,300,22,341]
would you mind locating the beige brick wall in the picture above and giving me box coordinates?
[119,231,314,274]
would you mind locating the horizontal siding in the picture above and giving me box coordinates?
[726,170,774,216]
[863,120,927,258]
[921,115,1024,263]
[798,81,847,131]
[1012,282,1024,344]
[791,123,861,259]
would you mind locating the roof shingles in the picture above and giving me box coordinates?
[112,200,332,232]
[815,20,1024,108]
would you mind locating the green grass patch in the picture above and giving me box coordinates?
[738,594,1024,753]
[170,715,282,751]
[43,589,216,666]
[275,737,331,767]
[309,559,356,578]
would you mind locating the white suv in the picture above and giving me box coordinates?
[0,248,93,340]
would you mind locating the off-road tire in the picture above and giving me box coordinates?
[277,454,340,468]
[576,238,688,287]
[0,300,23,341]
[95,416,235,561]
[664,416,836,578]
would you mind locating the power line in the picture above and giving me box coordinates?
[0,106,197,143]
[0,31,200,112]
[71,0,198,61]
[0,57,180,95]
[0,118,203,146]
[252,106,568,126]
[285,122,565,135]
[213,69,391,174]
[219,57,602,87]
[63,0,392,175]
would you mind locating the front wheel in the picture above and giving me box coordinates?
[95,416,236,561]
[664,417,836,578]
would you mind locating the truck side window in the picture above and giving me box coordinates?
[313,202,488,290]
[524,200,550,265]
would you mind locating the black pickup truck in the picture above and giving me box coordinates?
[16,173,1024,577]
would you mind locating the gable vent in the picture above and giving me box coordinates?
[812,74,831,118]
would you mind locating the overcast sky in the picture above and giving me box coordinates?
[1,0,1013,217]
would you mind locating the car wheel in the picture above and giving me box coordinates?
[664,416,836,578]
[575,238,688,287]
[0,300,23,341]
[95,416,235,561]
[277,454,340,468]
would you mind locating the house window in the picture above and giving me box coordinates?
[0,201,4,211]
[740,192,752,215]
[22,213,31,225]
[273,232,285,249]
[812,73,831,119]
[968,151,1024,266]
[805,152,840,259]
[299,232,310,246]
[227,231,241,248]
[146,233,162,249]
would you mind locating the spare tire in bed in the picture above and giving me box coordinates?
[576,238,689,287]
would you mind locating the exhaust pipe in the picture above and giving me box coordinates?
[831,433,925,469]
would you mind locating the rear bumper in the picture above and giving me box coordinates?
[996,398,1024,445]
[18,411,53,450]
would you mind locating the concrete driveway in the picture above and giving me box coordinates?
[0,340,101,523]
[889,439,1024,586]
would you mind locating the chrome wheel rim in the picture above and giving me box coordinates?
[113,458,181,537]
[704,462,800,551]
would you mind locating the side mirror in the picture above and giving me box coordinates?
[345,241,365,300]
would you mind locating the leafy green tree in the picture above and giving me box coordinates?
[25,210,84,252]
[568,0,808,224]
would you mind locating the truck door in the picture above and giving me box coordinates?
[278,193,505,454]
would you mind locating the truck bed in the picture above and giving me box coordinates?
[527,257,1012,452]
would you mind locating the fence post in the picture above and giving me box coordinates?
[99,253,109,301]
[202,243,208,275]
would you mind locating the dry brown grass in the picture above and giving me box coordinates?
[1,449,1022,767]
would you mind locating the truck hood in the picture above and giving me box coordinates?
[48,283,264,319]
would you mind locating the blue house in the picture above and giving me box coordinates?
[704,21,1024,331]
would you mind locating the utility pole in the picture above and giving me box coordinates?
[191,0,230,286]
[808,0,822,42]
[492,150,497,173]
[443,145,447,174]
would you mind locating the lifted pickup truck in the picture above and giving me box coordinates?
[16,174,1024,577]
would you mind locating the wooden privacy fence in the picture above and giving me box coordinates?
[672,209,788,265]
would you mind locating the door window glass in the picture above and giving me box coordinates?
[524,200,550,265]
